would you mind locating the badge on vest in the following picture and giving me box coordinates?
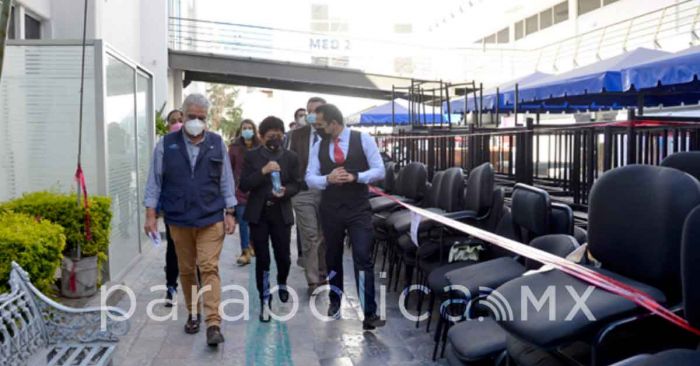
[168,143,179,150]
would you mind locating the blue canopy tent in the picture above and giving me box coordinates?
[503,48,671,106]
[358,99,458,126]
[622,45,700,91]
[445,72,552,113]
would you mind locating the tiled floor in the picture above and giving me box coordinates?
[109,228,446,366]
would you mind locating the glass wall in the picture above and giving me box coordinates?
[105,55,141,277]
[0,45,98,202]
[0,42,154,281]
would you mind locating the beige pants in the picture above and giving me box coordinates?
[292,189,327,285]
[169,222,224,327]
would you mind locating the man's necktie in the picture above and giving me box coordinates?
[313,132,318,145]
[333,137,345,165]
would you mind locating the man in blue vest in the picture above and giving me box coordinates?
[305,103,387,330]
[144,93,237,347]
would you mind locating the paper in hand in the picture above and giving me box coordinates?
[410,212,421,247]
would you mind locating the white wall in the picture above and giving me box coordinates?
[139,0,168,110]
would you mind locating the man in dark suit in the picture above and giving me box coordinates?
[305,103,386,330]
[239,116,300,322]
[288,97,328,293]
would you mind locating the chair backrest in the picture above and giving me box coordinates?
[1,265,49,364]
[661,151,700,182]
[395,162,428,201]
[682,206,700,329]
[381,162,398,193]
[510,183,551,244]
[463,162,495,215]
[549,203,575,236]
[437,167,465,212]
[588,165,700,298]
[485,187,506,232]
[424,170,445,208]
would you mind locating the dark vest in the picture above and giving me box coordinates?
[161,131,226,227]
[319,130,370,209]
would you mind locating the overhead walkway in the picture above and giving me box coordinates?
[169,49,415,100]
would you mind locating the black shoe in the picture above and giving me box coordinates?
[362,314,386,330]
[165,286,176,308]
[184,314,201,334]
[279,288,289,303]
[206,325,225,347]
[259,299,271,323]
[327,302,341,319]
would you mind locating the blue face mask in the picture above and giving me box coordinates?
[306,113,317,124]
[241,129,255,140]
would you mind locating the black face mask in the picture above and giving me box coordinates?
[265,138,282,151]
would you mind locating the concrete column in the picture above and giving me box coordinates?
[171,68,183,109]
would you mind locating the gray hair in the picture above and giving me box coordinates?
[182,93,210,113]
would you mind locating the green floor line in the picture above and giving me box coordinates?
[244,258,294,366]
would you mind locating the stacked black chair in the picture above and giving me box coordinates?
[492,164,700,365]
[609,206,700,365]
[383,167,465,291]
[437,184,582,362]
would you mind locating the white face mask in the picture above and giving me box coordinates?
[296,116,307,126]
[184,118,206,137]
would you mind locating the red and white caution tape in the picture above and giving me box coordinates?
[370,186,700,336]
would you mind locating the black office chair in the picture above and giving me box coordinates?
[493,165,700,365]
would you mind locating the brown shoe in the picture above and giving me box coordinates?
[206,325,225,347]
[248,245,255,257]
[184,314,201,334]
[237,249,251,266]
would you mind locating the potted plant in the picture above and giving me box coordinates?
[0,192,112,298]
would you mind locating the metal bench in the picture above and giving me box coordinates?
[1,262,129,365]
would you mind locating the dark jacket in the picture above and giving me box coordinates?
[238,146,300,225]
[161,131,226,228]
[228,137,259,205]
[287,124,312,182]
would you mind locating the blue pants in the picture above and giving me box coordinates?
[236,205,250,250]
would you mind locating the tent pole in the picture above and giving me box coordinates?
[515,83,520,126]
[392,85,395,128]
[496,87,500,128]
[479,82,483,128]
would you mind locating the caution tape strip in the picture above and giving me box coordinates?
[369,186,700,336]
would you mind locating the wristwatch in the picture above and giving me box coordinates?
[225,208,236,218]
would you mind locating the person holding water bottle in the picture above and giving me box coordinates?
[239,116,300,322]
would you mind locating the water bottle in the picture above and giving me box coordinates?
[271,171,282,194]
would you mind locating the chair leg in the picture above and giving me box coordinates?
[426,292,435,333]
[380,241,388,272]
[431,314,443,361]
[415,270,425,329]
[393,257,403,292]
[440,320,450,358]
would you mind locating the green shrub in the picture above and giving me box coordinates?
[0,192,112,264]
[0,211,66,294]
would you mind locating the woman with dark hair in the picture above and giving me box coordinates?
[239,116,300,322]
[228,119,260,266]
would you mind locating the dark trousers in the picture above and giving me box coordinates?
[250,204,292,300]
[321,203,377,316]
[165,225,179,289]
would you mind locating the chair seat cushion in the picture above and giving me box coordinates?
[428,261,477,294]
[621,350,700,366]
[391,207,445,233]
[494,267,667,348]
[447,318,507,362]
[445,257,526,296]
[369,195,413,213]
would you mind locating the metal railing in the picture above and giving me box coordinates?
[168,1,700,86]
[375,112,700,208]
